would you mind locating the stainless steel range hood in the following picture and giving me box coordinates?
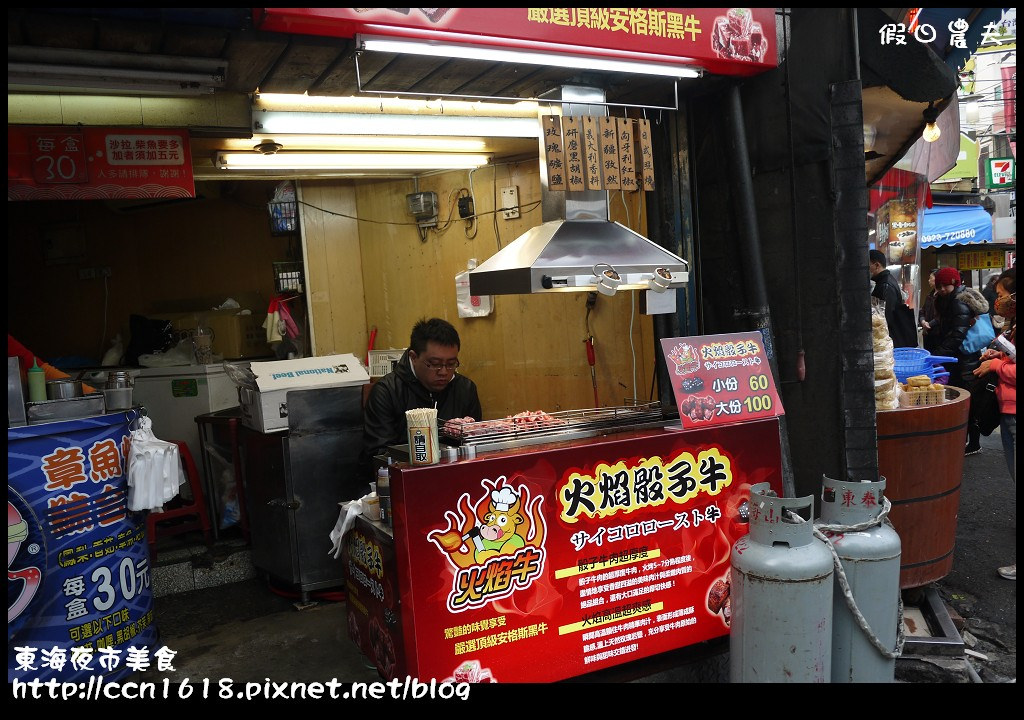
[469,85,688,297]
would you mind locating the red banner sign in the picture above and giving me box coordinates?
[389,419,784,683]
[255,8,777,77]
[8,126,194,201]
[661,332,784,429]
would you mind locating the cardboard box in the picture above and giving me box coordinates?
[238,353,369,433]
[148,293,272,360]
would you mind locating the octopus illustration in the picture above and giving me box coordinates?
[9,501,41,624]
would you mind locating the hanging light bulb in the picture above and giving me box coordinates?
[922,102,941,143]
[863,123,878,153]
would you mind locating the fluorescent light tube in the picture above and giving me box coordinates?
[8,62,224,95]
[233,135,490,152]
[254,111,539,138]
[215,152,490,170]
[359,35,700,79]
[255,92,539,116]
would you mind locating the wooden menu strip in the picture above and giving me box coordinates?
[541,115,566,191]
[562,115,585,192]
[599,116,621,191]
[636,118,656,191]
[617,117,637,192]
[582,116,602,191]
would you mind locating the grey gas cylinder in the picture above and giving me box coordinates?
[730,484,834,683]
[818,475,902,683]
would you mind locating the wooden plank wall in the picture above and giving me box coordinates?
[300,165,659,419]
[6,181,288,362]
[298,182,367,359]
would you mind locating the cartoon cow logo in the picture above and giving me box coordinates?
[427,476,547,612]
[8,500,42,627]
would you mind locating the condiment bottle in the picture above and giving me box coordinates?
[376,463,391,525]
[27,359,46,403]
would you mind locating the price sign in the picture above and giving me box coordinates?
[29,131,89,184]
[9,126,194,201]
[661,331,784,429]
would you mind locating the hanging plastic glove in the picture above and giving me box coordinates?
[328,499,366,560]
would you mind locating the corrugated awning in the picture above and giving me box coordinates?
[921,204,994,248]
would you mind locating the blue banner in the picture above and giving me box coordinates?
[921,204,994,248]
[8,412,156,684]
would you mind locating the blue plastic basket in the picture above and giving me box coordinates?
[892,348,930,379]
[892,347,930,364]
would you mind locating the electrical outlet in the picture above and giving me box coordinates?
[100,266,112,277]
[78,268,96,280]
[500,186,520,220]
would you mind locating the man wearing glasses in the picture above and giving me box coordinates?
[360,317,482,477]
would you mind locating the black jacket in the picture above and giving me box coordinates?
[359,349,482,477]
[934,285,989,385]
[871,268,916,348]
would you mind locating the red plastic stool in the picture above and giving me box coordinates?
[146,441,213,561]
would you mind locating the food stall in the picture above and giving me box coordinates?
[343,332,786,683]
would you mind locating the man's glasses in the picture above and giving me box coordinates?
[423,359,460,372]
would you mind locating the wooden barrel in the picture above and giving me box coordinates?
[876,386,970,589]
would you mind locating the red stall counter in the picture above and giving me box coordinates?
[356,418,785,684]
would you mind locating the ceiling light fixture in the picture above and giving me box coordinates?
[255,92,540,116]
[215,152,491,171]
[254,111,540,138]
[254,141,283,155]
[922,102,941,143]
[8,69,223,96]
[358,35,701,79]
[231,135,490,153]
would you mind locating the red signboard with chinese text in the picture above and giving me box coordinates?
[255,8,777,77]
[342,516,407,682]
[8,126,194,201]
[661,332,784,429]
[388,420,783,683]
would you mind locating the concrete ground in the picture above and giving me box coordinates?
[132,429,1015,692]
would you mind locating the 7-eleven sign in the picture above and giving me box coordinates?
[986,157,1015,188]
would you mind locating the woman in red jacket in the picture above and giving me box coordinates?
[975,268,1016,581]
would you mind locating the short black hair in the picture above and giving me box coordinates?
[869,249,886,267]
[410,317,460,354]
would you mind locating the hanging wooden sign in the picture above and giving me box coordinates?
[617,117,637,192]
[542,114,656,193]
[582,116,602,191]
[542,115,566,191]
[636,118,656,191]
[599,117,621,191]
[562,116,586,191]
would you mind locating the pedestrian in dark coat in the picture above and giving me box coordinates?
[869,249,917,348]
[933,266,989,455]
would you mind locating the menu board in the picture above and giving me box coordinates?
[661,332,784,429]
[390,418,784,683]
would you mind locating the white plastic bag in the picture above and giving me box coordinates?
[127,416,185,511]
[455,259,493,318]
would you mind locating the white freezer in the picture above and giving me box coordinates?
[132,364,241,487]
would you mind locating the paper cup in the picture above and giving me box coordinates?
[406,408,439,465]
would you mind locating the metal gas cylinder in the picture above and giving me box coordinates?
[817,475,902,683]
[730,484,834,683]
